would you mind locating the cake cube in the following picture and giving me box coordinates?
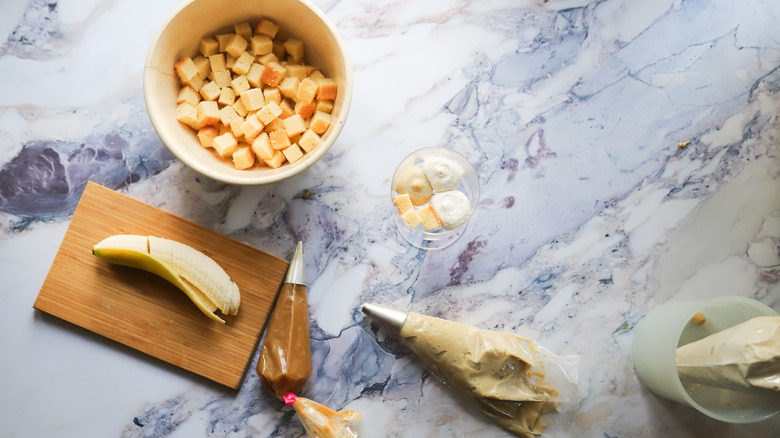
[317,78,338,100]
[255,19,279,38]
[250,34,273,56]
[246,63,265,88]
[196,100,220,126]
[231,75,251,94]
[282,144,304,163]
[279,77,300,99]
[309,111,332,134]
[261,61,287,87]
[251,132,274,160]
[218,86,236,106]
[256,101,282,124]
[269,129,291,150]
[216,33,233,52]
[192,55,211,79]
[279,99,295,119]
[257,53,279,65]
[264,117,285,132]
[272,41,286,59]
[229,115,245,139]
[234,22,253,41]
[240,88,265,112]
[232,52,255,76]
[211,69,232,88]
[285,64,308,81]
[175,102,199,129]
[177,85,200,106]
[199,37,219,57]
[232,99,248,117]
[283,114,307,137]
[283,38,304,61]
[212,132,238,157]
[298,129,320,153]
[208,53,226,72]
[225,53,237,70]
[285,56,305,66]
[197,126,219,148]
[400,209,423,228]
[418,203,442,231]
[308,70,325,81]
[232,144,255,169]
[174,56,199,85]
[393,193,414,215]
[193,75,209,92]
[263,87,282,104]
[294,101,316,119]
[240,112,265,140]
[296,77,319,104]
[199,81,221,101]
[264,150,286,168]
[189,75,204,91]
[289,132,303,146]
[316,99,333,113]
[225,34,248,58]
[218,105,240,125]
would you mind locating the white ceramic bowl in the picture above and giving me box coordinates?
[144,0,352,185]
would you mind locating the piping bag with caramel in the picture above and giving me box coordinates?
[257,242,361,437]
[362,303,577,438]
[257,241,311,397]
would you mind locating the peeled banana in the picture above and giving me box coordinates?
[92,234,240,323]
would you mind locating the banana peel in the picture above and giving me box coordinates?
[92,234,240,323]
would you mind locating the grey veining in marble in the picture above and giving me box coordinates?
[0,95,174,222]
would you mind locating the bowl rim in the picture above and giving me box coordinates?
[142,0,353,185]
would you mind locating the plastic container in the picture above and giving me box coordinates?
[391,147,479,250]
[632,295,780,423]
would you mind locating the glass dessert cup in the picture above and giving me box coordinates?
[391,147,479,251]
[632,296,780,423]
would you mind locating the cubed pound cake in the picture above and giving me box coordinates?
[417,203,442,231]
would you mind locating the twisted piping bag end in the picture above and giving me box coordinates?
[283,393,298,405]
[361,303,408,336]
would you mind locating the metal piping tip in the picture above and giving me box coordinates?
[284,241,305,286]
[361,303,408,336]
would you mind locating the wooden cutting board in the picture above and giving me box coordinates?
[34,182,288,389]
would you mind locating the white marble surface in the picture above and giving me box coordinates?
[2,0,780,436]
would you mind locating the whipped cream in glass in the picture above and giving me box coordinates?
[391,147,479,250]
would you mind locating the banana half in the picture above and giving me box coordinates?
[92,234,241,323]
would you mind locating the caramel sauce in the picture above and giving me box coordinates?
[256,283,312,398]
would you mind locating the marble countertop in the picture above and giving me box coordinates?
[2,0,780,436]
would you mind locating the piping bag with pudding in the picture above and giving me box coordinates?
[257,242,361,437]
[676,315,780,394]
[361,303,578,438]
